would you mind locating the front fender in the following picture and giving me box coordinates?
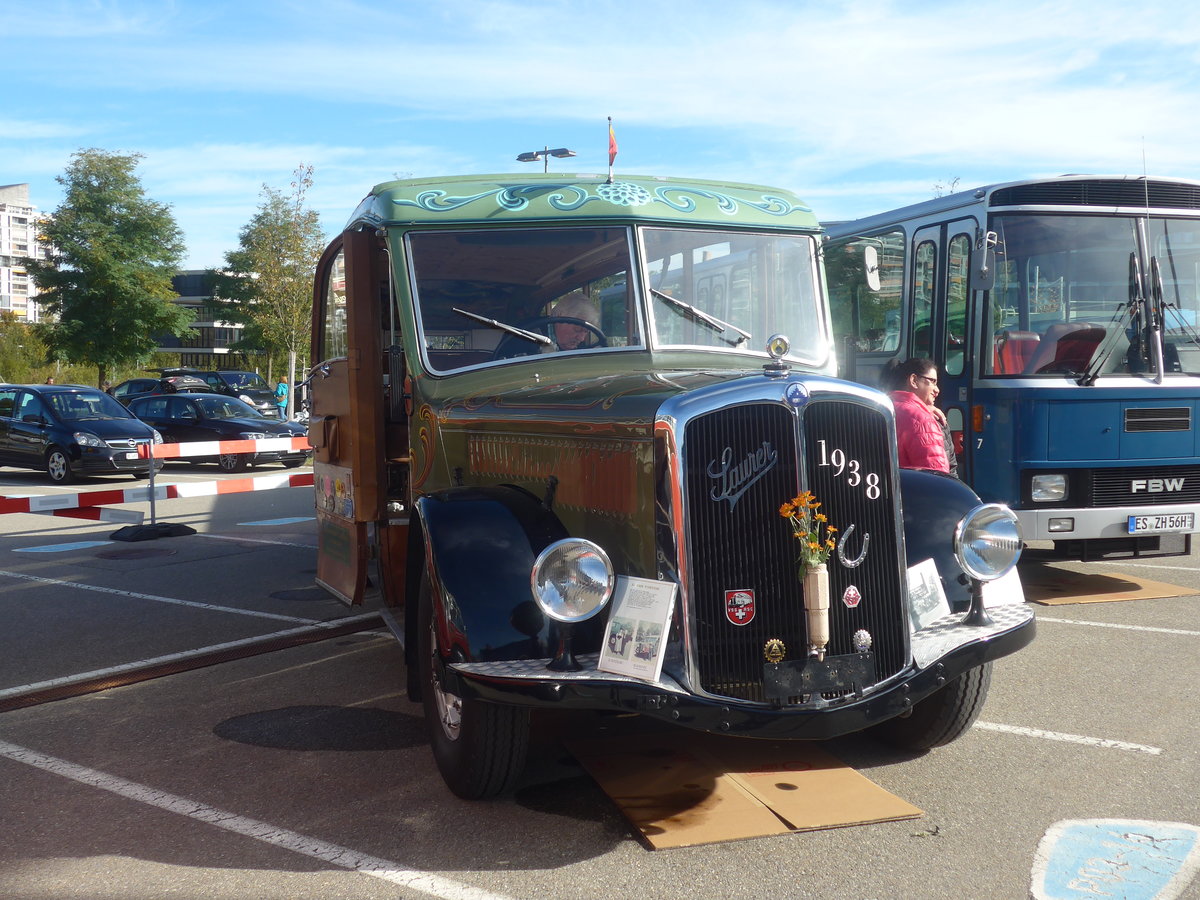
[899,470,985,611]
[413,484,570,663]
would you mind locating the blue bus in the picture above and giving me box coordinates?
[824,175,1200,560]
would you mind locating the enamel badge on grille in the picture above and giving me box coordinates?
[725,589,755,626]
[842,585,862,608]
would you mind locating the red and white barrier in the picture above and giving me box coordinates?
[138,436,311,460]
[0,434,315,519]
[0,472,315,517]
[37,507,146,524]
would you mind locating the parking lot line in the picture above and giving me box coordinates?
[974,722,1163,755]
[198,533,315,549]
[1037,616,1200,637]
[0,739,516,900]
[0,569,319,624]
[14,540,112,553]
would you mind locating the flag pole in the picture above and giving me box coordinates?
[607,116,616,183]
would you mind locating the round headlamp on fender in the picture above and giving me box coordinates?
[531,539,615,623]
[954,503,1023,582]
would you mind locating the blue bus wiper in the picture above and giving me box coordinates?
[650,289,751,346]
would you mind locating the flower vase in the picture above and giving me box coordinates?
[803,562,830,660]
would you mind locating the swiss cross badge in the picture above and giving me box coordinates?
[725,589,755,626]
[842,585,862,608]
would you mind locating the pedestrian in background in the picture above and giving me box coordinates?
[274,378,289,418]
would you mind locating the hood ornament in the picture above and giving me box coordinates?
[764,333,791,377]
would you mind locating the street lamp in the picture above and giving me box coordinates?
[516,146,577,173]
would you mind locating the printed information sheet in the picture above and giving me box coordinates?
[598,576,677,681]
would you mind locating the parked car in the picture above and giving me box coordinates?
[0,384,162,483]
[127,393,308,472]
[162,369,281,418]
[110,374,214,405]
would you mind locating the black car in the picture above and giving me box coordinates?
[162,369,281,418]
[110,374,215,405]
[127,393,308,472]
[0,384,162,483]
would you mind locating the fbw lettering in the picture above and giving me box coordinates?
[1130,478,1185,493]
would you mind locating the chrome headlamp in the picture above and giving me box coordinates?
[954,503,1022,581]
[531,538,615,623]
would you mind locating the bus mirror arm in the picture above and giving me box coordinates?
[970,230,998,292]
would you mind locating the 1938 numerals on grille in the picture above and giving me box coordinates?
[816,440,883,500]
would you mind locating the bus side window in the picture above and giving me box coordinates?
[911,240,936,357]
[320,246,348,361]
[944,234,970,376]
[824,229,905,356]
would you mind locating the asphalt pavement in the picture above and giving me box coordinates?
[0,462,1198,900]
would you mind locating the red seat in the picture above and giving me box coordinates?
[995,331,1040,374]
[1025,323,1105,374]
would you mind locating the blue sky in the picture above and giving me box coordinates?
[4,0,1200,269]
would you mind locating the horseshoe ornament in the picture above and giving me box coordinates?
[837,523,870,569]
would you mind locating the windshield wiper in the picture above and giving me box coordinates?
[453,308,553,347]
[1077,300,1132,386]
[650,289,751,346]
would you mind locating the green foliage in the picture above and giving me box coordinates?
[212,165,326,377]
[24,149,195,385]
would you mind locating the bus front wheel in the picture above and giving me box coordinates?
[418,570,530,799]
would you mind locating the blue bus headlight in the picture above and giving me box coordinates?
[954,504,1022,581]
[531,539,615,623]
[1031,473,1067,502]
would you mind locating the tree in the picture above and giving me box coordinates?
[25,149,194,387]
[214,165,326,418]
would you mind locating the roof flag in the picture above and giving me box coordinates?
[607,117,618,182]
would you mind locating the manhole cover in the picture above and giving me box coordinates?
[96,547,178,560]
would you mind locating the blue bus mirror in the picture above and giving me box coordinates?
[863,245,881,292]
[970,230,997,291]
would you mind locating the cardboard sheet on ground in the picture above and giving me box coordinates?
[1021,567,1192,605]
[569,733,921,849]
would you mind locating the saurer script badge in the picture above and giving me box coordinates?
[709,441,778,511]
[725,589,755,626]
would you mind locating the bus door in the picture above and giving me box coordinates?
[309,227,387,605]
[909,220,977,480]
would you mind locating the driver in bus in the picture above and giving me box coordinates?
[548,292,602,351]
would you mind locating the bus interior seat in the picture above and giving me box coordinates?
[1026,323,1105,374]
[995,331,1040,374]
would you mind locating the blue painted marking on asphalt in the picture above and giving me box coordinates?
[238,517,315,526]
[1033,819,1200,900]
[14,541,111,553]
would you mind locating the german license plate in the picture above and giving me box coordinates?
[1127,513,1195,534]
[124,452,139,460]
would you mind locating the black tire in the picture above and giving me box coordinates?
[217,453,249,473]
[46,447,75,484]
[418,570,530,799]
[281,458,306,469]
[872,662,992,750]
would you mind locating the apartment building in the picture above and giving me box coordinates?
[0,183,45,322]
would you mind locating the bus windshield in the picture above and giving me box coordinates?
[642,228,824,361]
[986,214,1200,377]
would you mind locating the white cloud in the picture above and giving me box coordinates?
[7,0,1200,262]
